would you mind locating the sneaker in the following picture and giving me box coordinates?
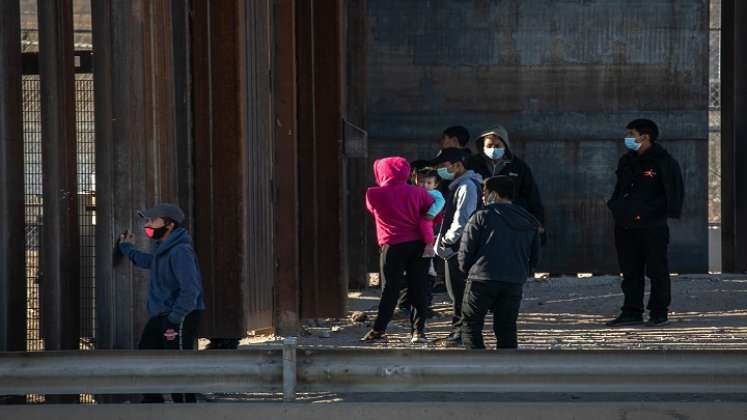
[434,333,463,347]
[605,314,644,327]
[410,332,428,344]
[645,315,669,327]
[360,330,386,342]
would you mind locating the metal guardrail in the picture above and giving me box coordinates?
[2,339,747,401]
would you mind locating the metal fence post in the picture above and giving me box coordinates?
[282,337,297,401]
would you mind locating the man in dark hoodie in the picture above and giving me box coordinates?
[119,203,206,403]
[607,119,684,327]
[430,148,483,346]
[467,126,545,241]
[459,176,540,350]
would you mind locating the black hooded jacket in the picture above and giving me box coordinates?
[458,203,541,284]
[467,149,545,225]
[607,143,684,229]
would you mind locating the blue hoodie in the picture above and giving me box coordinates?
[119,228,206,324]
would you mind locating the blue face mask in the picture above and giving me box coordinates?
[624,137,641,151]
[484,147,505,160]
[437,167,455,181]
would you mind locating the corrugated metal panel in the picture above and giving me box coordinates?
[244,0,275,331]
[38,0,80,350]
[273,0,300,333]
[0,0,27,352]
[364,0,709,273]
[299,0,347,319]
[93,0,182,349]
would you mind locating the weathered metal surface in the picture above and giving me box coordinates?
[193,0,278,336]
[1,348,746,396]
[0,349,282,395]
[298,0,347,318]
[721,0,747,273]
[364,0,709,273]
[38,0,81,350]
[171,0,194,230]
[296,0,319,317]
[0,0,27,352]
[273,0,300,334]
[92,0,181,349]
[240,0,274,332]
[344,0,370,290]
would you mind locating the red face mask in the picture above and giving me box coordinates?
[144,225,169,240]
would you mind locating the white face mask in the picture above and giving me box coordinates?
[483,192,498,206]
[484,147,505,160]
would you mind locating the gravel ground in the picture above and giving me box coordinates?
[236,274,747,350]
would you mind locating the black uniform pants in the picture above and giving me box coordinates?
[138,310,202,403]
[445,255,466,337]
[373,240,429,333]
[462,280,523,350]
[615,225,671,317]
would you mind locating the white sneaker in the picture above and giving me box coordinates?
[410,332,427,344]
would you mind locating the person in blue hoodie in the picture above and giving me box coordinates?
[118,203,205,403]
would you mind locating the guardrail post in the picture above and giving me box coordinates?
[282,337,297,401]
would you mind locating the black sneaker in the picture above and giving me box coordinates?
[605,314,644,327]
[645,315,669,327]
[360,330,386,342]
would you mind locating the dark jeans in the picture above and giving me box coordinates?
[615,225,671,317]
[139,310,202,403]
[462,280,523,350]
[373,240,429,333]
[444,255,466,337]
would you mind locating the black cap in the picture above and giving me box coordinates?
[138,203,185,224]
[428,147,469,166]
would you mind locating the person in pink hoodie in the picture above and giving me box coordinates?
[363,157,435,344]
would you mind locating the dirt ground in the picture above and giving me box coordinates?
[236,274,747,350]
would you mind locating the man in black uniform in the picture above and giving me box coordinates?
[606,119,684,327]
[468,126,545,241]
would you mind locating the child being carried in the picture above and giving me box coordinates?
[414,167,446,258]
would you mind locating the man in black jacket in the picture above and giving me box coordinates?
[606,119,684,327]
[459,176,541,349]
[467,126,545,241]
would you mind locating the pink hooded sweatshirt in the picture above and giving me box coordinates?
[366,157,435,246]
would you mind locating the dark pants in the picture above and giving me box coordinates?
[462,280,523,350]
[139,310,202,403]
[615,225,671,317]
[373,240,429,333]
[397,260,435,310]
[445,255,466,337]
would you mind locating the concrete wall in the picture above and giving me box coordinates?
[365,0,709,273]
